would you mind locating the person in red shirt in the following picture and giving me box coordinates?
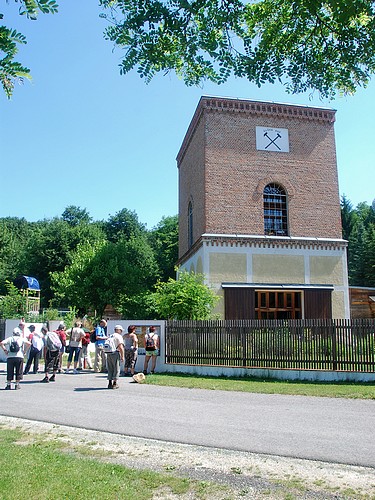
[78,330,93,370]
[55,323,67,374]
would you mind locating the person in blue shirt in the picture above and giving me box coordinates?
[94,319,108,372]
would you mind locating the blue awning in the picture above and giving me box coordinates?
[14,275,40,291]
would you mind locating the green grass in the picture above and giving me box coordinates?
[145,373,375,399]
[0,428,225,500]
[1,427,373,500]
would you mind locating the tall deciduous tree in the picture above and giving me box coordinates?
[62,206,92,226]
[21,217,105,305]
[51,236,158,317]
[100,0,375,97]
[151,270,220,320]
[0,281,28,319]
[0,217,32,294]
[148,215,178,282]
[104,208,146,243]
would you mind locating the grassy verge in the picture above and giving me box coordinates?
[0,427,225,500]
[145,373,375,399]
[1,424,373,499]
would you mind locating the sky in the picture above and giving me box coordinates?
[1,2,374,230]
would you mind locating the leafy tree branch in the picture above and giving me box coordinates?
[0,0,58,97]
[100,0,375,97]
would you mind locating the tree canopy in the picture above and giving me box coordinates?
[100,0,375,98]
[2,1,375,98]
[341,196,375,287]
[151,270,220,319]
[0,206,179,317]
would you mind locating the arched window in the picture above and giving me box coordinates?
[188,201,193,248]
[263,183,288,236]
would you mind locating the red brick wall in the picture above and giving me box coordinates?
[178,97,343,258]
[178,114,206,257]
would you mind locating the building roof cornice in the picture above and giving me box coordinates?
[177,233,347,266]
[176,95,336,165]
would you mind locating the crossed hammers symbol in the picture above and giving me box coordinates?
[264,132,281,150]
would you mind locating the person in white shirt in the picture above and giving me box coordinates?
[24,325,44,374]
[106,325,124,389]
[0,327,30,390]
[65,321,86,374]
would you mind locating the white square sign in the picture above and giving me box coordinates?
[256,127,289,152]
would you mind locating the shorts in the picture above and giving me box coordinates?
[145,349,159,356]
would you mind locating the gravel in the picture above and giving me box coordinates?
[1,415,374,499]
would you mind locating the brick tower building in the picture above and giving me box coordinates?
[177,96,349,319]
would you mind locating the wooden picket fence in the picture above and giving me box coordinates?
[165,319,375,372]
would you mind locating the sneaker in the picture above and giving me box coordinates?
[151,371,155,374]
[40,377,49,383]
[107,381,113,389]
[112,382,119,389]
[73,369,78,374]
[5,385,11,390]
[64,369,70,374]
[49,375,56,382]
[23,371,29,375]
[15,383,21,390]
[143,370,147,375]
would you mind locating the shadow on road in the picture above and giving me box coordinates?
[74,387,109,392]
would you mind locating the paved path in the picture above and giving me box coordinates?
[1,367,374,468]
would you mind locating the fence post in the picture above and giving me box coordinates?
[241,321,247,367]
[331,319,337,371]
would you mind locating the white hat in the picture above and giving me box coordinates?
[13,327,21,336]
[114,324,124,331]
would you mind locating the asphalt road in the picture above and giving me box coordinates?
[1,366,374,468]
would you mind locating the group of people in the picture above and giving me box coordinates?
[92,320,160,389]
[1,319,160,390]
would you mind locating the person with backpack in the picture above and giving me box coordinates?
[65,321,86,374]
[93,319,108,373]
[54,323,67,373]
[0,327,31,390]
[104,324,124,389]
[78,329,93,370]
[23,324,44,374]
[40,326,62,383]
[143,326,160,375]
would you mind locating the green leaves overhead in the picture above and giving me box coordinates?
[17,0,58,19]
[100,0,375,97]
[3,0,375,98]
[0,0,58,98]
[0,26,31,98]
